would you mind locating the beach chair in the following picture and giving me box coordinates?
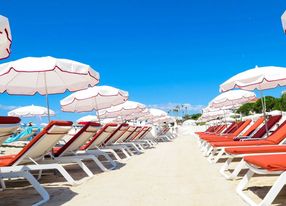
[207,116,285,163]
[103,125,139,156]
[0,116,21,145]
[51,122,116,175]
[219,119,286,179]
[0,121,83,206]
[200,119,254,154]
[78,123,130,162]
[114,126,146,153]
[128,126,154,148]
[236,154,286,206]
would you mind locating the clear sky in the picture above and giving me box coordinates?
[1,0,286,122]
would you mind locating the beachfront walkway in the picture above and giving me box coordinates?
[51,132,246,206]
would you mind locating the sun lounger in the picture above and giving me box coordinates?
[236,153,286,206]
[51,122,116,175]
[0,121,81,205]
[207,117,286,163]
[78,123,131,161]
[0,116,21,145]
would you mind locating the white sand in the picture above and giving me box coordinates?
[0,132,250,206]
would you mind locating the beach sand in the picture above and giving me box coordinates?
[2,130,285,206]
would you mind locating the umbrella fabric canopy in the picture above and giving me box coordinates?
[0,15,12,60]
[219,66,286,136]
[77,115,98,122]
[0,56,99,121]
[8,105,55,117]
[98,101,145,118]
[60,85,128,112]
[149,108,168,118]
[0,56,99,95]
[209,90,256,108]
[282,11,286,33]
[220,66,286,92]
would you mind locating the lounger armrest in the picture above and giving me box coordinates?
[233,136,251,141]
[241,138,265,141]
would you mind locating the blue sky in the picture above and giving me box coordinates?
[1,0,286,122]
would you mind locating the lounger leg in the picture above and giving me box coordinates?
[220,157,234,179]
[135,143,144,151]
[204,146,213,157]
[260,172,286,206]
[228,159,247,180]
[0,178,6,189]
[100,148,124,161]
[209,149,225,163]
[73,159,94,177]
[25,164,77,185]
[236,170,256,206]
[21,171,50,206]
[0,171,49,206]
[89,150,117,169]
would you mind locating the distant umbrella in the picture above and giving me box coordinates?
[8,105,55,117]
[0,15,12,60]
[281,11,286,33]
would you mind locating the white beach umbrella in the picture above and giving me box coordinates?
[282,11,286,33]
[99,101,145,118]
[149,108,168,118]
[0,56,100,121]
[220,66,286,92]
[77,115,98,122]
[8,105,55,117]
[209,90,256,109]
[0,15,12,60]
[60,85,128,112]
[220,65,286,135]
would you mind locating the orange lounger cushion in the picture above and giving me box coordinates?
[244,154,286,171]
[201,135,234,141]
[225,145,286,155]
[210,140,274,147]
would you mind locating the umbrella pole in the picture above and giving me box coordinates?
[44,73,51,123]
[260,90,268,136]
[94,99,101,124]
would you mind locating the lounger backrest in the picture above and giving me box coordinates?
[12,121,73,165]
[103,123,129,145]
[138,127,152,140]
[131,126,149,141]
[264,119,286,144]
[53,122,101,157]
[241,117,264,137]
[251,115,281,139]
[227,121,244,134]
[222,122,236,134]
[116,126,137,143]
[82,123,118,150]
[218,125,228,133]
[125,127,142,142]
[232,120,252,136]
[0,116,21,145]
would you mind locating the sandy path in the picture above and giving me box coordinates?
[0,133,247,206]
[55,134,245,206]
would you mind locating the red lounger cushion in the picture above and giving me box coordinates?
[244,154,286,171]
[210,140,273,147]
[225,145,286,155]
[0,116,21,124]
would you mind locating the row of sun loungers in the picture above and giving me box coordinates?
[0,116,177,205]
[195,115,286,206]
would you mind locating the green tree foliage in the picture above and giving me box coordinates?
[236,102,255,116]
[237,94,286,116]
[183,113,202,121]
